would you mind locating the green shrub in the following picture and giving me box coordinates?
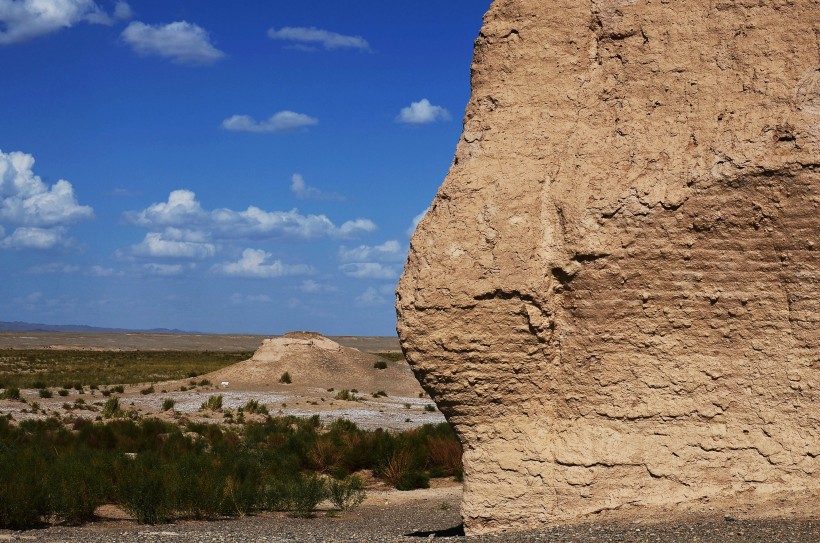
[161,398,175,411]
[424,404,436,412]
[260,478,292,512]
[373,360,387,369]
[395,469,429,491]
[0,448,49,529]
[1,387,20,400]
[198,379,211,387]
[102,397,123,418]
[38,388,52,398]
[334,389,358,402]
[288,473,326,517]
[243,399,268,415]
[168,452,226,519]
[111,385,124,394]
[119,453,171,524]
[201,395,223,411]
[140,386,155,395]
[327,475,365,511]
[279,372,292,384]
[48,448,110,525]
[372,390,387,398]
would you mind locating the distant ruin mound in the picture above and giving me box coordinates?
[206,332,422,397]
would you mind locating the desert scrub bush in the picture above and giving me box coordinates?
[57,388,69,396]
[161,398,175,411]
[334,389,358,402]
[167,452,227,519]
[279,371,292,384]
[118,452,172,524]
[1,386,20,400]
[288,473,326,517]
[140,385,155,395]
[372,352,405,363]
[102,397,124,418]
[38,388,53,398]
[327,474,365,511]
[0,447,49,528]
[424,404,436,412]
[201,395,223,411]
[373,360,387,369]
[243,399,268,415]
[47,447,111,525]
[111,385,125,394]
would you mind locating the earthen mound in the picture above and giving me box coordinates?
[397,0,820,536]
[207,332,422,397]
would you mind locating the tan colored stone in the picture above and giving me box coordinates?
[396,0,820,535]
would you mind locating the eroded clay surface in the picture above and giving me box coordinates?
[397,0,820,535]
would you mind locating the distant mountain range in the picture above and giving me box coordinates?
[0,321,196,334]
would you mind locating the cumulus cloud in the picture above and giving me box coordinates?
[0,0,131,44]
[213,248,313,278]
[0,149,93,249]
[121,21,225,65]
[230,293,272,304]
[340,262,400,280]
[126,189,376,242]
[130,232,216,259]
[396,99,451,125]
[407,208,428,237]
[299,279,336,294]
[142,262,187,276]
[267,26,369,51]
[355,284,395,307]
[27,262,80,274]
[0,226,63,249]
[338,240,404,263]
[222,111,318,133]
[290,173,344,201]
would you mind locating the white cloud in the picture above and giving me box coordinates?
[0,226,63,249]
[0,150,94,240]
[230,293,272,304]
[407,208,428,236]
[27,262,80,274]
[299,279,336,294]
[143,262,186,276]
[130,232,216,259]
[121,21,225,65]
[340,262,400,280]
[0,0,131,44]
[339,240,404,263]
[126,189,376,241]
[396,99,451,125]
[89,265,120,277]
[290,173,343,201]
[213,248,313,278]
[222,111,318,133]
[355,284,395,306]
[267,26,369,51]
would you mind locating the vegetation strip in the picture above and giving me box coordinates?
[0,350,253,389]
[0,415,462,529]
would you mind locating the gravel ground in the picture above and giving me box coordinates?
[4,486,820,543]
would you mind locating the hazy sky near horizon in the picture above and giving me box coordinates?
[0,0,491,335]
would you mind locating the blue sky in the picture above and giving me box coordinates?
[0,0,491,335]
